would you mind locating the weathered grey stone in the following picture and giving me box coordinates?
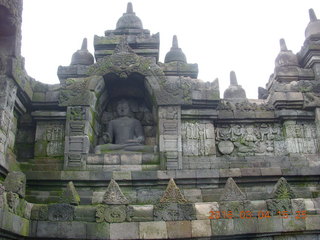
[112,171,131,180]
[139,221,168,239]
[74,206,96,222]
[219,168,241,178]
[220,177,246,201]
[5,192,19,214]
[127,205,153,222]
[167,220,192,239]
[86,222,110,240]
[260,167,282,176]
[4,171,26,198]
[48,203,74,221]
[59,221,87,239]
[210,218,234,235]
[60,181,80,205]
[154,202,195,221]
[183,189,203,202]
[102,179,129,204]
[30,204,48,221]
[191,220,212,237]
[195,202,219,220]
[137,188,163,204]
[23,202,33,219]
[257,216,283,233]
[306,215,320,230]
[120,153,142,165]
[110,222,139,239]
[233,218,258,234]
[104,154,120,165]
[283,215,306,231]
[0,183,5,208]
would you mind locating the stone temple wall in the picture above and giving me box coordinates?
[0,1,319,239]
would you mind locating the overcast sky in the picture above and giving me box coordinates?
[21,0,319,99]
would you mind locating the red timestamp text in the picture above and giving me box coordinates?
[208,210,308,220]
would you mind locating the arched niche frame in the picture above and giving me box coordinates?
[85,49,170,149]
[60,44,182,169]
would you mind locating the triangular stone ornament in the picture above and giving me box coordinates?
[103,179,129,204]
[60,181,81,206]
[159,178,188,203]
[220,177,246,201]
[271,177,295,199]
[113,37,135,55]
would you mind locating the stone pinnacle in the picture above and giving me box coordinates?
[230,71,238,86]
[172,35,179,49]
[127,2,133,14]
[309,8,317,22]
[280,38,288,51]
[81,38,88,51]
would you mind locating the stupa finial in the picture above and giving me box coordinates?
[280,38,288,51]
[127,2,133,14]
[81,38,88,51]
[230,71,238,86]
[309,8,317,22]
[172,35,179,48]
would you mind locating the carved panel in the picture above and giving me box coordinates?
[215,123,283,156]
[182,122,215,156]
[284,120,318,154]
[69,106,87,121]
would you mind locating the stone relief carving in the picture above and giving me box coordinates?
[284,120,318,154]
[215,123,283,156]
[182,121,215,156]
[69,106,86,121]
[96,205,126,223]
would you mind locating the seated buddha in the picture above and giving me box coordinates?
[95,99,153,153]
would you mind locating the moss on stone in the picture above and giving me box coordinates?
[34,140,48,157]
[32,92,46,102]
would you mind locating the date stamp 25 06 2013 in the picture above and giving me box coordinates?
[208,210,308,220]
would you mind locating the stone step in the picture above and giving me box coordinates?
[86,164,159,171]
[31,158,64,164]
[31,163,63,171]
[87,152,159,165]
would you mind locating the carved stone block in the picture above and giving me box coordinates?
[182,121,215,156]
[48,203,74,221]
[96,204,126,223]
[154,203,195,221]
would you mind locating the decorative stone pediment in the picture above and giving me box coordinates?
[87,39,166,84]
[220,177,246,201]
[60,181,80,206]
[271,177,295,199]
[160,178,187,203]
[102,179,129,205]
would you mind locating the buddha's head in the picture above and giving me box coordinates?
[116,99,131,117]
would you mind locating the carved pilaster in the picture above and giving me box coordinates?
[64,106,92,169]
[158,106,182,169]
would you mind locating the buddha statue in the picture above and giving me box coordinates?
[95,99,153,153]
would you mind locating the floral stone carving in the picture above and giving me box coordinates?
[220,178,246,201]
[102,179,129,205]
[271,177,295,200]
[159,178,187,203]
[96,204,126,223]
